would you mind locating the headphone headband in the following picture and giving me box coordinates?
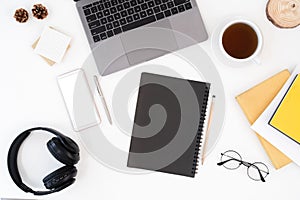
[7,127,77,195]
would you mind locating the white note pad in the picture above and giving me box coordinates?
[57,69,101,132]
[252,66,300,166]
[34,27,71,63]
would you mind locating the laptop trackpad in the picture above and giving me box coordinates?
[120,20,178,65]
[93,36,129,75]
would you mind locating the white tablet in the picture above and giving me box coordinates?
[57,69,101,131]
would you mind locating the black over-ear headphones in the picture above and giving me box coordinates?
[7,127,80,196]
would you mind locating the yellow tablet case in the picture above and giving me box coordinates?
[270,74,300,144]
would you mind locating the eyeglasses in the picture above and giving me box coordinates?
[217,150,269,182]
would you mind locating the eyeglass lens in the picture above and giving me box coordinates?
[247,162,269,181]
[220,150,242,170]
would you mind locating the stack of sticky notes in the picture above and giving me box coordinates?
[33,26,71,66]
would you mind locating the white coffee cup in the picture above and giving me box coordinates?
[219,19,263,64]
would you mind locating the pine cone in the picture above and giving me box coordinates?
[32,4,48,20]
[14,8,29,23]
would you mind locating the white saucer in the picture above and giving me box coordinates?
[211,16,259,68]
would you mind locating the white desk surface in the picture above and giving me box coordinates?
[1,0,300,199]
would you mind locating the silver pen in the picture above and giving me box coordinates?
[93,76,112,124]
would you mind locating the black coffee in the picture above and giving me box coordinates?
[222,23,258,59]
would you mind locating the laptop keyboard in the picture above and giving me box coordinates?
[82,0,193,43]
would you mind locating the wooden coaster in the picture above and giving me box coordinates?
[266,0,300,28]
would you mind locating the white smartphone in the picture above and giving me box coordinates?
[57,69,101,131]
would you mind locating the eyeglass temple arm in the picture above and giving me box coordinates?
[217,158,242,166]
[251,164,266,182]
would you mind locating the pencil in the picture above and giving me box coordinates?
[201,95,216,165]
[94,76,113,125]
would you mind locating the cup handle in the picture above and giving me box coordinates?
[252,57,261,65]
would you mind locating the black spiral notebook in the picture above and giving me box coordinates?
[127,73,210,177]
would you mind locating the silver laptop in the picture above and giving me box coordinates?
[75,0,208,75]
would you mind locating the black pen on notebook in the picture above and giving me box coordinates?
[94,76,113,124]
[201,95,215,165]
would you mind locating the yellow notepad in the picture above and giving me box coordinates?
[236,70,292,169]
[270,74,300,144]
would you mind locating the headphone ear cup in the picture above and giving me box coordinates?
[47,137,79,165]
[43,166,77,190]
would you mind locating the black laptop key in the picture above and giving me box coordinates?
[93,35,101,42]
[184,2,192,10]
[110,7,117,14]
[107,30,114,37]
[119,18,126,26]
[137,0,144,4]
[174,0,186,6]
[122,15,155,32]
[141,3,148,10]
[171,7,178,14]
[167,2,174,8]
[118,0,125,4]
[100,33,107,40]
[103,9,110,16]
[106,23,113,30]
[162,0,169,3]
[96,11,103,18]
[114,13,121,20]
[98,4,104,10]
[121,10,128,17]
[128,8,134,15]
[120,18,126,25]
[104,2,111,8]
[140,11,147,18]
[155,0,162,5]
[130,0,137,6]
[91,26,106,35]
[156,12,164,20]
[133,13,140,20]
[112,0,118,6]
[107,16,114,22]
[146,8,154,15]
[101,18,107,24]
[93,2,100,5]
[160,4,167,10]
[178,5,185,12]
[148,1,155,7]
[153,6,160,13]
[91,6,98,13]
[83,4,93,9]
[117,4,124,11]
[164,10,171,16]
[86,14,97,22]
[134,5,141,12]
[84,9,91,16]
[126,16,134,23]
[89,20,101,29]
[113,27,122,35]
[124,2,130,9]
[113,21,120,27]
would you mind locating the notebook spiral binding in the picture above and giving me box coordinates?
[192,85,210,175]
